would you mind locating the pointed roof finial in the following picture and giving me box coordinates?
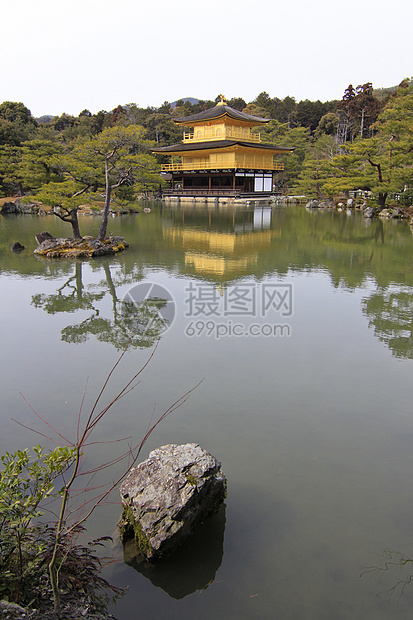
[217,94,227,106]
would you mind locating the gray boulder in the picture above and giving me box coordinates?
[392,207,403,218]
[305,199,319,209]
[1,201,16,214]
[364,207,375,218]
[119,443,227,560]
[378,208,392,218]
[35,231,55,245]
[15,199,40,214]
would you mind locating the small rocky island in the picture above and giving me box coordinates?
[119,443,227,561]
[34,231,129,258]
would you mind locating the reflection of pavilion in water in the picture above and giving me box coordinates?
[163,206,280,279]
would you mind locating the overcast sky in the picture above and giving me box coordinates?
[1,0,412,118]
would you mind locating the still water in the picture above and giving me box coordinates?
[2,203,413,619]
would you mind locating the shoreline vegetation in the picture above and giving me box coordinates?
[0,80,413,235]
[2,194,413,230]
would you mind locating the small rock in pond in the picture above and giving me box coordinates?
[10,241,25,252]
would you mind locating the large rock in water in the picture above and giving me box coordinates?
[119,443,227,560]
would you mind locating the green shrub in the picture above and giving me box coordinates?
[0,445,74,606]
[0,445,124,611]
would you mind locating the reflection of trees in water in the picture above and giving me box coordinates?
[32,264,105,314]
[361,548,413,604]
[31,262,167,349]
[361,285,413,359]
[119,296,168,347]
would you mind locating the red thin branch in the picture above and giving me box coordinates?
[17,392,71,444]
[66,377,203,535]
[77,377,89,443]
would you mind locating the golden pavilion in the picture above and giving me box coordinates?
[152,95,294,198]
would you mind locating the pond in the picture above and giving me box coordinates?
[2,203,413,619]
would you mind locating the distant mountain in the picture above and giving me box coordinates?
[36,115,54,124]
[170,97,199,109]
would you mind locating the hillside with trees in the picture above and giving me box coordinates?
[0,80,412,221]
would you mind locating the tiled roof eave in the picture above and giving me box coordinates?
[173,104,270,125]
[152,140,294,154]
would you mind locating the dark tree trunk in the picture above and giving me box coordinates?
[315,182,327,201]
[97,185,111,241]
[67,209,82,239]
[367,158,387,208]
[53,208,82,239]
[378,192,388,209]
[97,159,111,241]
[43,162,51,183]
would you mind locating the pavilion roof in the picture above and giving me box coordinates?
[152,140,294,154]
[173,103,270,125]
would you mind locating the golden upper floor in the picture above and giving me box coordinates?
[175,95,268,145]
[183,126,261,143]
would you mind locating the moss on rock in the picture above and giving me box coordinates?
[119,506,154,558]
[34,236,129,259]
